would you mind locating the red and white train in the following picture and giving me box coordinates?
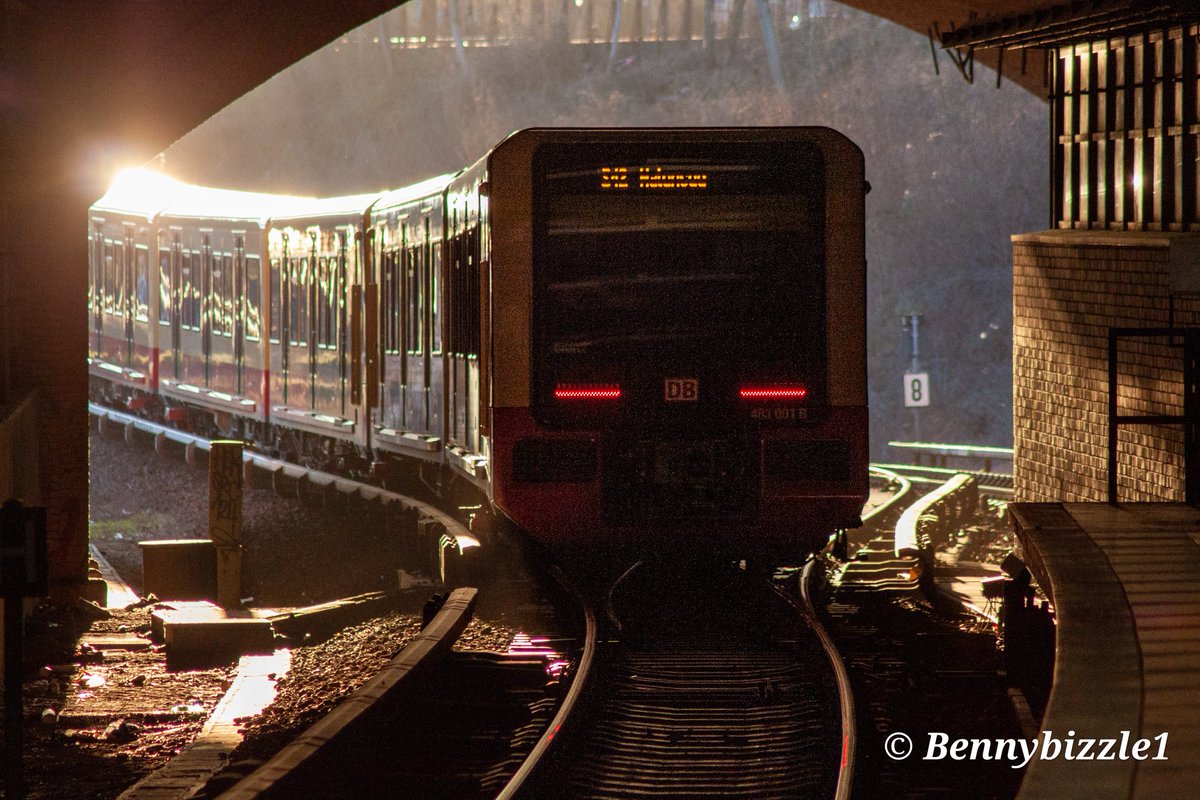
[89,127,868,559]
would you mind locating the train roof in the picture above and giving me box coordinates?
[94,168,314,224]
[267,192,382,224]
[91,169,189,220]
[158,185,315,224]
[372,173,455,211]
[94,168,457,227]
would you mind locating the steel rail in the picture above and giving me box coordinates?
[798,560,856,800]
[494,566,598,800]
[216,587,479,800]
[864,465,914,526]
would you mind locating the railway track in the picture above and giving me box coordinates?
[873,461,1013,497]
[503,558,854,800]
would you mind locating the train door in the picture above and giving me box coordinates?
[279,241,291,404]
[287,243,313,409]
[167,232,182,380]
[377,232,404,432]
[234,235,246,396]
[465,223,480,453]
[132,242,150,381]
[427,214,444,441]
[244,248,264,410]
[336,233,350,416]
[267,247,288,410]
[122,228,135,364]
[200,234,213,386]
[105,235,123,366]
[404,222,427,432]
[448,219,465,446]
[91,225,104,353]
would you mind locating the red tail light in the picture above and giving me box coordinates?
[739,385,807,400]
[554,383,622,400]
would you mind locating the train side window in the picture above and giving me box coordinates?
[407,243,422,356]
[468,225,480,357]
[90,226,102,313]
[201,236,213,333]
[380,248,391,353]
[292,257,308,346]
[135,246,150,321]
[398,247,407,355]
[158,247,171,325]
[269,258,281,343]
[221,254,234,336]
[383,248,399,354]
[210,247,223,335]
[102,241,115,314]
[446,233,458,355]
[336,242,347,353]
[326,254,336,349]
[317,256,330,349]
[246,256,261,342]
[314,256,324,348]
[181,252,194,330]
[112,240,125,317]
[431,231,442,355]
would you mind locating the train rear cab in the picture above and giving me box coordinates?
[486,128,868,558]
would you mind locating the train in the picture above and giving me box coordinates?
[88,127,868,560]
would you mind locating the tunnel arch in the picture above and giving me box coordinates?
[0,0,1050,594]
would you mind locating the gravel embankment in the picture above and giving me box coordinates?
[79,425,523,800]
[89,427,407,606]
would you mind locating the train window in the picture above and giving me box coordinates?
[269,258,281,343]
[430,232,441,355]
[112,241,125,317]
[326,255,336,348]
[135,247,150,322]
[317,256,332,349]
[102,241,115,314]
[292,257,308,346]
[407,242,422,356]
[180,252,195,330]
[532,141,825,380]
[380,248,396,355]
[315,256,325,348]
[210,250,223,335]
[468,225,480,357]
[246,256,261,342]
[447,234,460,355]
[221,254,234,337]
[201,236,213,333]
[336,238,348,353]
[158,248,171,325]
[90,227,102,314]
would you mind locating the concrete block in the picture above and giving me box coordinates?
[83,577,108,606]
[153,602,276,668]
[140,539,216,601]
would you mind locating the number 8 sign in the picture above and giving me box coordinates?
[904,372,930,408]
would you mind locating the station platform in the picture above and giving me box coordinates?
[1010,502,1200,800]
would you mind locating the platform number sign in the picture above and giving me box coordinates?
[0,499,48,596]
[904,372,930,408]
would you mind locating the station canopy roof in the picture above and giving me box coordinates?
[840,0,1200,93]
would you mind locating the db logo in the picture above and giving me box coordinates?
[664,378,698,402]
